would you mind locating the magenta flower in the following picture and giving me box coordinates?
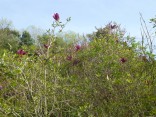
[17,49,27,55]
[110,24,117,29]
[44,44,49,49]
[67,55,72,61]
[120,58,127,63]
[53,13,60,21]
[75,45,81,51]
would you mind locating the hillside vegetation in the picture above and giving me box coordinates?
[0,14,156,117]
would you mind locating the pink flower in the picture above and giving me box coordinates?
[120,58,127,63]
[44,44,49,49]
[67,55,72,61]
[75,45,81,51]
[53,13,60,21]
[17,49,27,55]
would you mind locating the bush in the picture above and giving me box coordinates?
[0,14,156,117]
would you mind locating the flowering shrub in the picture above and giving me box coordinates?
[0,13,156,117]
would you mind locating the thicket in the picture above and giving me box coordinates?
[0,14,156,117]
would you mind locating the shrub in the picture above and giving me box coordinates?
[0,14,156,117]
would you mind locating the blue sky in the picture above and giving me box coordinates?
[0,0,156,40]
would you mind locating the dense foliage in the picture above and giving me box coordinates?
[0,14,156,117]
